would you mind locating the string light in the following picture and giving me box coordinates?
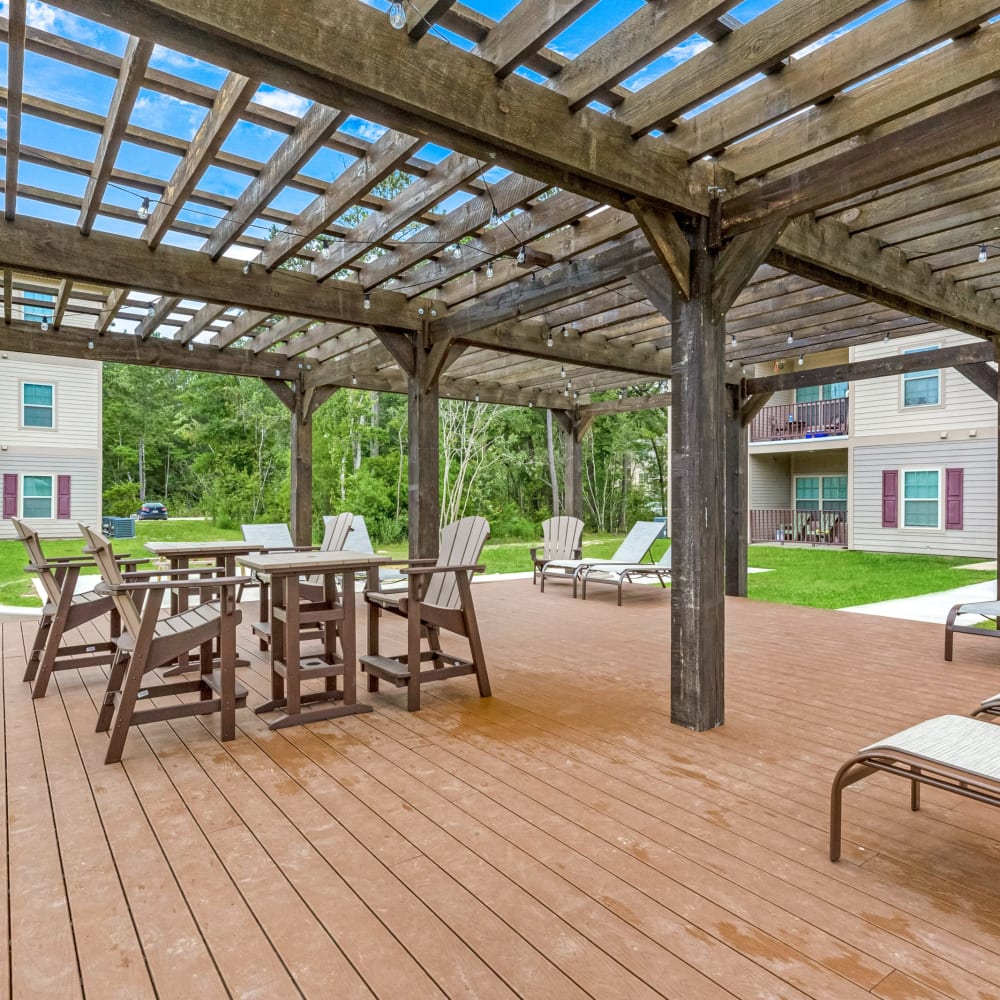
[146,304,156,318]
[363,294,371,310]
[388,2,406,29]
[561,326,568,338]
[275,369,281,376]
[730,334,737,347]
[351,374,357,385]
[242,261,252,275]
[320,236,333,259]
[87,339,94,349]
[40,321,49,331]
[516,246,526,265]
[980,245,989,264]
[798,354,804,366]
[474,393,480,402]
[187,342,194,351]
[546,331,553,348]
[560,365,566,378]
[485,261,493,279]
[452,245,462,259]
[137,196,150,221]
[883,332,890,343]
[489,210,501,228]
[786,333,793,345]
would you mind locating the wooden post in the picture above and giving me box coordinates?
[670,215,726,732]
[554,410,586,520]
[725,383,748,598]
[290,394,312,546]
[408,347,440,560]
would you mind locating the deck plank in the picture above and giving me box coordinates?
[3,579,1000,999]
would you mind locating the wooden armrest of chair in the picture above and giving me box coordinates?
[100,575,244,594]
[118,566,230,581]
[400,563,486,577]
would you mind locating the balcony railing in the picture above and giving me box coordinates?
[750,398,848,443]
[750,509,847,547]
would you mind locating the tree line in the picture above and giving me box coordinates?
[102,364,669,542]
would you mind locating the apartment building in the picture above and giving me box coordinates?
[0,285,102,539]
[748,329,996,558]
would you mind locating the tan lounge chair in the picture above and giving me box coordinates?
[361,516,491,711]
[580,546,672,605]
[972,693,1000,720]
[80,523,247,765]
[540,520,663,598]
[12,517,143,699]
[944,599,1000,660]
[830,714,1000,862]
[530,516,583,585]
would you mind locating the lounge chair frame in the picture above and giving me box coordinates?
[944,600,1000,660]
[580,548,671,605]
[830,714,1000,862]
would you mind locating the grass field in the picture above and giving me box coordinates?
[2,520,993,611]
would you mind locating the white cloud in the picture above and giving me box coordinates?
[0,1,99,41]
[254,87,311,117]
[133,92,204,138]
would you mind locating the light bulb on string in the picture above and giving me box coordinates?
[363,294,371,310]
[798,354,804,366]
[40,321,49,331]
[351,375,357,385]
[452,245,462,259]
[730,334,737,347]
[560,365,566,379]
[137,196,150,221]
[786,333,794,345]
[485,261,494,279]
[979,245,989,264]
[516,246,526,265]
[388,2,406,29]
[489,210,501,227]
[546,332,553,348]
[146,304,156,318]
[87,339,94,350]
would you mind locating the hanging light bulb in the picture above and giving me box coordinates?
[798,354,804,366]
[573,391,579,400]
[187,342,194,352]
[40,320,49,331]
[351,374,357,385]
[566,380,573,390]
[363,294,371,310]
[474,393,480,402]
[562,326,568,338]
[452,244,462,259]
[786,333,794,345]
[87,339,94,350]
[489,209,501,228]
[979,244,989,264]
[388,2,406,29]
[564,386,569,397]
[516,246,526,265]
[528,400,534,408]
[242,261,252,275]
[730,333,737,347]
[274,369,281,377]
[137,196,150,221]
[883,332,890,344]
[485,261,494,279]
[146,304,156,318]
[546,332,553,348]
[560,365,566,379]
[320,237,333,259]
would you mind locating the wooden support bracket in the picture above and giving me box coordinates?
[712,218,787,316]
[627,198,690,299]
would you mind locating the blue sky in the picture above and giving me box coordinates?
[0,0,896,271]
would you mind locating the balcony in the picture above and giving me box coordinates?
[750,508,847,546]
[750,398,848,443]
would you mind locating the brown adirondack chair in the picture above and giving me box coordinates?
[530,516,584,585]
[13,517,137,699]
[361,516,491,711]
[79,523,247,765]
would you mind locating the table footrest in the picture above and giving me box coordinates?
[360,654,411,686]
[274,654,345,681]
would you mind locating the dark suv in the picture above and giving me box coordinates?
[137,502,168,520]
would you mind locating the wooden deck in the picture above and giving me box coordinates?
[3,579,1000,1000]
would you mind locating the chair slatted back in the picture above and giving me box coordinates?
[610,521,663,564]
[305,512,355,587]
[541,516,583,561]
[241,523,294,549]
[343,514,375,555]
[11,517,63,605]
[423,517,490,610]
[78,523,142,637]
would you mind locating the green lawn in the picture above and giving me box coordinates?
[2,520,993,612]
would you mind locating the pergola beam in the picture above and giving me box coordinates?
[65,0,712,215]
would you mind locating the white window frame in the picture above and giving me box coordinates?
[20,473,54,519]
[20,380,56,430]
[900,467,942,530]
[900,345,942,409]
[793,474,847,513]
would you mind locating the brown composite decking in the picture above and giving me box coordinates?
[2,579,1000,1000]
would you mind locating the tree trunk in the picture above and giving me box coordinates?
[138,435,146,502]
[546,409,560,514]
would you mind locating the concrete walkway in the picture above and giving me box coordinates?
[840,580,999,624]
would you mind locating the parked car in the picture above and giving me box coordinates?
[137,502,168,520]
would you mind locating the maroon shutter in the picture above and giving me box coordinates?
[945,468,963,530]
[2,474,17,518]
[56,475,71,519]
[881,470,898,528]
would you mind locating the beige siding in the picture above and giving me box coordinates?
[852,440,995,557]
[852,330,996,439]
[0,453,101,539]
[750,454,791,508]
[790,452,848,477]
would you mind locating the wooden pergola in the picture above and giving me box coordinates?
[3,0,1000,730]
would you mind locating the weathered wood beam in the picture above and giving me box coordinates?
[3,269,11,325]
[628,200,690,299]
[725,87,1000,234]
[772,216,1000,340]
[738,392,773,428]
[67,0,711,214]
[78,35,153,234]
[0,320,292,378]
[406,0,458,40]
[577,392,672,418]
[617,0,880,135]
[712,219,787,316]
[262,129,422,270]
[552,410,584,518]
[722,20,1000,181]
[725,384,748,598]
[674,0,1000,160]
[430,234,655,340]
[210,309,271,349]
[0,216,426,330]
[4,0,25,222]
[52,278,73,329]
[262,377,296,410]
[144,71,260,249]
[955,362,999,402]
[745,341,994,394]
[251,316,314,355]
[408,346,440,559]
[550,0,735,112]
[477,0,600,79]
[290,385,314,545]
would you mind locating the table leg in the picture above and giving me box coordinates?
[341,571,357,707]
[163,556,190,675]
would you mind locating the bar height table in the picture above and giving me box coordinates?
[236,550,389,729]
